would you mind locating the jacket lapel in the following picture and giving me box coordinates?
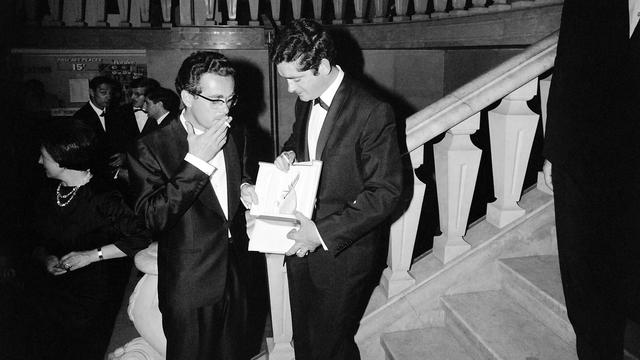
[224,134,241,220]
[295,100,312,162]
[315,77,350,160]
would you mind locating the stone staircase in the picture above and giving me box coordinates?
[381,255,640,360]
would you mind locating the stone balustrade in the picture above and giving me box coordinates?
[23,0,562,28]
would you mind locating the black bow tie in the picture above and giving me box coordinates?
[314,98,329,111]
[134,108,147,113]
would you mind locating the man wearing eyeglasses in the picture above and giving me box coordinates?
[127,51,249,360]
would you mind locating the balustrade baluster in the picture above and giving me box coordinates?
[226,0,238,24]
[380,146,424,297]
[332,0,347,23]
[265,254,295,360]
[42,0,63,26]
[84,0,106,26]
[372,0,389,22]
[393,0,410,22]
[537,74,553,194]
[486,79,538,228]
[450,0,467,16]
[160,0,172,27]
[178,0,193,25]
[431,0,448,18]
[312,0,323,22]
[411,0,429,20]
[117,0,132,27]
[433,114,481,264]
[468,0,488,13]
[248,0,260,25]
[271,0,282,23]
[130,0,151,27]
[353,0,369,23]
[64,0,86,26]
[488,0,510,11]
[290,0,302,20]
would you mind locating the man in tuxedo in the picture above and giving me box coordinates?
[268,19,403,359]
[119,77,161,140]
[543,1,640,358]
[127,51,248,360]
[72,76,119,182]
[141,87,180,137]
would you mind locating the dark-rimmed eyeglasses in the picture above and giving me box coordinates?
[194,93,238,108]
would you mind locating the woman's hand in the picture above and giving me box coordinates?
[60,250,98,272]
[44,255,67,276]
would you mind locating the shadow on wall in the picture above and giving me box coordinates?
[230,58,272,357]
[329,27,439,258]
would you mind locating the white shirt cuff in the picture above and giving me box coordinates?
[185,153,216,176]
[240,182,252,209]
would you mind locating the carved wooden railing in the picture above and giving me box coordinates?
[25,0,562,27]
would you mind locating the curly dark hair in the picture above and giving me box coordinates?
[40,118,97,171]
[271,19,336,74]
[175,51,236,95]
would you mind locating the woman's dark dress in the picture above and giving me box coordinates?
[28,180,150,360]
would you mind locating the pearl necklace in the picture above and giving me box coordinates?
[56,183,80,207]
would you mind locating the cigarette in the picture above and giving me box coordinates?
[224,121,231,128]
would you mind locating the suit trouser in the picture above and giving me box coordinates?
[286,241,386,360]
[553,166,640,360]
[162,247,247,360]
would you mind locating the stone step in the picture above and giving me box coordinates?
[381,327,475,360]
[442,290,577,360]
[498,255,574,343]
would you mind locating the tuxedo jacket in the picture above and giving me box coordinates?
[283,75,403,260]
[544,0,640,185]
[127,115,247,311]
[112,105,160,148]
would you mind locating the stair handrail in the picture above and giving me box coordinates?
[405,30,559,152]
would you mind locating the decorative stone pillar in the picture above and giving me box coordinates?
[332,0,346,24]
[178,0,193,25]
[108,243,165,360]
[488,0,510,11]
[117,0,132,27]
[393,0,409,22]
[537,74,553,194]
[468,0,488,13]
[449,0,467,16]
[433,114,481,264]
[197,0,221,25]
[431,0,448,18]
[411,0,429,20]
[63,0,86,26]
[271,0,282,24]
[248,0,259,25]
[380,145,425,298]
[372,0,389,22]
[130,0,151,27]
[160,0,172,27]
[42,0,63,26]
[85,0,108,27]
[265,254,295,359]
[311,0,322,22]
[486,79,539,228]
[353,0,369,23]
[290,0,302,20]
[226,0,238,24]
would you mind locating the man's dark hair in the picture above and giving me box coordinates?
[130,77,160,92]
[89,76,113,91]
[41,118,97,171]
[147,87,180,114]
[175,52,235,95]
[271,19,336,74]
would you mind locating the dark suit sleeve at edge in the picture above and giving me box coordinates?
[127,139,212,233]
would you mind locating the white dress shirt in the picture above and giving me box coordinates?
[89,100,106,130]
[156,112,170,126]
[134,108,148,132]
[307,66,345,160]
[630,0,640,37]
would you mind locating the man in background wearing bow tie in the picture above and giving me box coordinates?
[263,19,403,359]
